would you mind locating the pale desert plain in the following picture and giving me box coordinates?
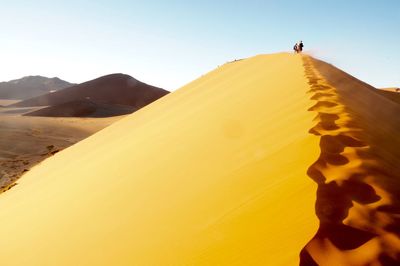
[0,53,399,265]
[0,107,124,192]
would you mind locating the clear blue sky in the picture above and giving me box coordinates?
[1,0,399,90]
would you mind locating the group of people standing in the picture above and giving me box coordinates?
[293,41,304,53]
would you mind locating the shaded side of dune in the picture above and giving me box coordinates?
[376,89,400,105]
[300,56,400,265]
[24,99,136,117]
[12,74,169,108]
[312,58,400,173]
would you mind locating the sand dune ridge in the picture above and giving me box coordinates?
[300,56,400,265]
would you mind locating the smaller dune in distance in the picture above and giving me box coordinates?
[376,87,400,105]
[12,73,169,108]
[0,73,169,192]
[380,87,400,93]
[13,73,169,118]
[25,99,136,118]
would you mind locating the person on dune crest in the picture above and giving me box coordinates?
[293,40,304,53]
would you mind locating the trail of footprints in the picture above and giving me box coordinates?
[300,57,400,265]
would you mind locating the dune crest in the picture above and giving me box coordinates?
[1,53,399,265]
[376,89,400,105]
[0,54,320,265]
[300,56,400,265]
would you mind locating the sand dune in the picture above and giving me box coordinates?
[25,99,136,117]
[376,89,400,105]
[300,57,400,265]
[0,74,168,189]
[12,74,169,108]
[0,54,319,265]
[380,88,400,93]
[0,99,20,106]
[0,53,399,265]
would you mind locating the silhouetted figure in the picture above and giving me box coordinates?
[298,41,304,52]
[293,41,304,53]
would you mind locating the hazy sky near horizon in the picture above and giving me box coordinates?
[0,0,399,90]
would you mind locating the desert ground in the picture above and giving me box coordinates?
[0,99,20,106]
[0,74,168,192]
[0,104,125,192]
[0,53,399,265]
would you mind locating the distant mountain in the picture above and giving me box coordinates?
[0,76,74,100]
[14,74,169,118]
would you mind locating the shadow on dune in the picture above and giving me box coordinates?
[23,99,137,118]
[0,107,38,115]
[307,101,338,111]
[11,74,169,108]
[310,92,335,100]
[311,57,400,217]
[299,57,393,265]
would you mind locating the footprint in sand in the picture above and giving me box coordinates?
[308,101,339,111]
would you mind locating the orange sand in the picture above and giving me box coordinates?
[301,57,400,265]
[0,53,399,265]
[0,54,319,265]
[380,88,400,93]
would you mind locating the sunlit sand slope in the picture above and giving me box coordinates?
[301,57,400,265]
[0,54,319,265]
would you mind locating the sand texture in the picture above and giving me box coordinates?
[0,53,399,265]
[0,113,123,192]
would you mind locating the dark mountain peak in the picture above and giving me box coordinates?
[8,75,65,83]
[0,76,74,100]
